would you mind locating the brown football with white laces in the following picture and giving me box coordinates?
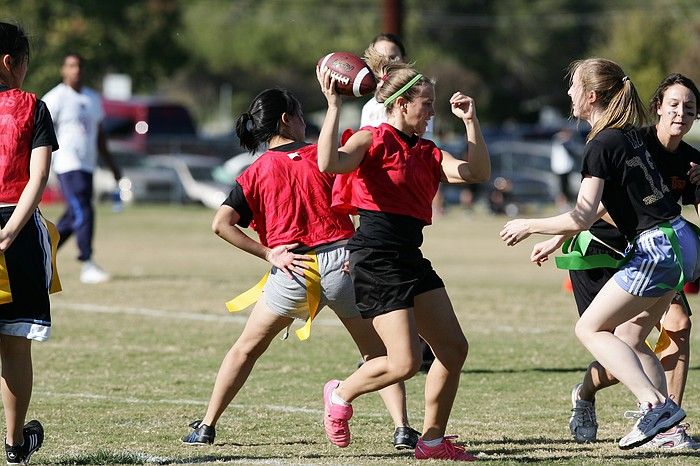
[317,52,377,97]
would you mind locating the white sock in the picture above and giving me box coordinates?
[331,389,351,406]
[422,437,444,447]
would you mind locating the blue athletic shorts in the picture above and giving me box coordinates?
[614,217,700,297]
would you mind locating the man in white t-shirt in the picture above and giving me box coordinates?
[43,53,121,284]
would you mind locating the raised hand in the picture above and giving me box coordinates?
[316,66,342,108]
[450,92,476,121]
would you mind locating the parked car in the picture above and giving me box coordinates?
[93,151,182,204]
[481,140,563,215]
[146,154,230,209]
[212,151,256,184]
[103,97,241,155]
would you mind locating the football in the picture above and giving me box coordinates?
[317,52,377,97]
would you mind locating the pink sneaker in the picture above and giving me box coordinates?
[415,436,478,461]
[323,379,353,447]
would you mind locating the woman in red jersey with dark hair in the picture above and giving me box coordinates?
[316,45,490,461]
[181,88,419,449]
[0,21,58,465]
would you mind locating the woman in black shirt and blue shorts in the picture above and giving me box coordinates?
[500,58,700,449]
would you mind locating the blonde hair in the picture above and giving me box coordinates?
[363,44,434,112]
[568,58,649,141]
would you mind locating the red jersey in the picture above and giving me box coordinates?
[332,123,442,224]
[237,143,355,248]
[0,89,36,203]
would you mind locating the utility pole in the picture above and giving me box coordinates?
[382,0,403,36]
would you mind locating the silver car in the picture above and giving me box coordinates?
[93,151,182,204]
[146,154,231,209]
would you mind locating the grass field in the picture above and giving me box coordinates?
[26,202,700,465]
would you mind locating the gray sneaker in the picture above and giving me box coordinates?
[642,423,700,450]
[619,398,686,449]
[569,383,597,443]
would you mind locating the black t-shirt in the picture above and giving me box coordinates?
[348,209,425,251]
[642,125,700,206]
[588,219,628,255]
[222,182,253,227]
[581,127,680,242]
[0,85,58,152]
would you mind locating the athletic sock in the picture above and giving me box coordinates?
[331,389,351,406]
[422,437,444,447]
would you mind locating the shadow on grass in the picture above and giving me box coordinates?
[475,449,700,463]
[469,437,700,462]
[214,438,320,447]
[52,449,409,465]
[471,436,592,446]
[462,366,587,374]
[459,365,700,375]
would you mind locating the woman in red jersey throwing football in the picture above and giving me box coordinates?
[181,88,419,448]
[316,46,490,461]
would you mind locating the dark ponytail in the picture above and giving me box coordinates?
[235,88,302,154]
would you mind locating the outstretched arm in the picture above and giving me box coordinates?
[212,205,311,278]
[530,234,570,266]
[440,92,490,184]
[500,175,604,246]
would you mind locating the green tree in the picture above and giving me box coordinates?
[1,0,187,96]
[593,0,700,104]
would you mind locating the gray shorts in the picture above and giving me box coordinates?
[262,241,358,320]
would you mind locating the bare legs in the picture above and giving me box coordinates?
[200,299,411,430]
[340,316,410,428]
[334,287,468,441]
[413,289,468,440]
[575,280,674,405]
[577,301,690,406]
[657,303,691,405]
[202,300,293,427]
[0,335,33,445]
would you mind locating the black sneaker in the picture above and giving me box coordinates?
[181,420,215,445]
[5,419,44,465]
[419,339,435,373]
[393,426,420,450]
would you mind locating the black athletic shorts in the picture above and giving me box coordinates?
[349,247,444,318]
[570,242,692,317]
[0,207,52,340]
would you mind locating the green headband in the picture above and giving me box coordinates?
[383,74,423,107]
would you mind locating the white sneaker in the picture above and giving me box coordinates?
[619,398,686,449]
[569,383,598,443]
[642,423,700,450]
[80,260,110,284]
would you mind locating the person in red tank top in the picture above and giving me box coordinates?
[181,88,419,448]
[316,46,490,461]
[0,22,58,464]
